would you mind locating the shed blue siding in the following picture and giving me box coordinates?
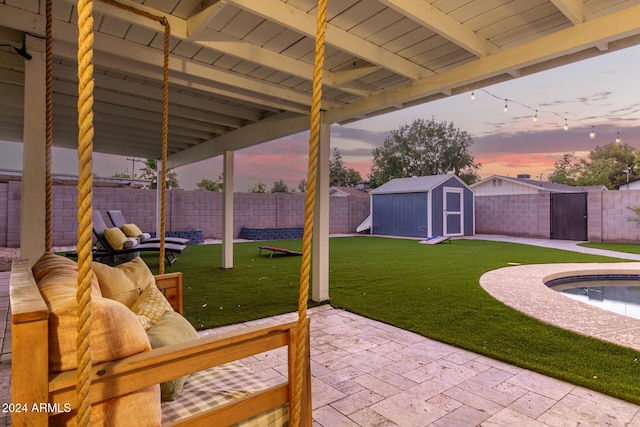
[372,192,428,237]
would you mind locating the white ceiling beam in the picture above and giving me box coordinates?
[0,26,24,45]
[225,0,431,80]
[2,3,324,112]
[550,0,592,25]
[186,0,228,40]
[378,0,499,57]
[63,0,374,96]
[168,112,309,168]
[326,3,640,124]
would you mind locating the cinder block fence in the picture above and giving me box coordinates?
[0,182,370,247]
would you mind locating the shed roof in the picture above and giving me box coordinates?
[370,174,467,195]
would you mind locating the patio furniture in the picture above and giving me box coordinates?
[93,211,186,265]
[107,209,190,245]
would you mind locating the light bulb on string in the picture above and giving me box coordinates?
[589,126,595,139]
[616,132,621,143]
[563,119,569,131]
[503,99,508,112]
[533,110,538,122]
[470,91,475,101]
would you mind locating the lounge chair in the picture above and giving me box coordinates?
[107,209,190,245]
[93,211,186,265]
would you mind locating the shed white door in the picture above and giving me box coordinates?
[443,187,464,236]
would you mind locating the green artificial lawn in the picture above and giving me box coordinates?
[141,237,640,405]
[579,241,640,255]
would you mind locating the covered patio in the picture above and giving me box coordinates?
[3,0,640,301]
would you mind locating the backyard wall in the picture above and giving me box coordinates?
[475,190,640,242]
[0,184,370,247]
[474,193,551,238]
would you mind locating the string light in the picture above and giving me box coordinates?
[473,88,628,140]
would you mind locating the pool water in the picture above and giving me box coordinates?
[547,275,640,320]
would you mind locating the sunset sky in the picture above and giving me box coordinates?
[2,44,640,191]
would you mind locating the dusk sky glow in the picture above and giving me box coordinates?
[2,44,640,191]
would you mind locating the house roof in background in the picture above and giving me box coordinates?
[0,169,151,188]
[471,175,608,192]
[329,186,370,197]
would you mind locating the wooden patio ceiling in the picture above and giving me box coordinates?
[1,0,640,169]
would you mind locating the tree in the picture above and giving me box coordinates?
[138,159,180,189]
[270,180,290,193]
[547,153,582,185]
[549,143,638,189]
[329,148,362,187]
[298,179,306,193]
[368,118,480,187]
[247,182,267,193]
[196,176,222,191]
[112,171,133,179]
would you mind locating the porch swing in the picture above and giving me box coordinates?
[9,0,327,425]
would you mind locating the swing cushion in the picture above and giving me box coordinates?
[131,283,175,331]
[33,253,102,296]
[32,254,153,372]
[147,310,199,401]
[122,223,144,238]
[92,257,156,308]
[104,226,138,250]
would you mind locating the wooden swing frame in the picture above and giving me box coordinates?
[10,0,326,424]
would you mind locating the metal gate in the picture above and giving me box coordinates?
[550,192,587,241]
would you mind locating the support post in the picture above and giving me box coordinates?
[21,34,46,265]
[222,150,234,269]
[312,114,330,302]
[155,159,162,236]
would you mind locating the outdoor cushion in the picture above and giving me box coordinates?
[122,223,144,238]
[131,283,175,331]
[147,310,199,401]
[139,232,152,242]
[92,257,156,308]
[103,226,129,250]
[32,253,102,296]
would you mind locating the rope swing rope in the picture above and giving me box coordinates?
[70,0,320,423]
[73,0,171,423]
[75,0,96,424]
[292,0,327,425]
[45,0,53,253]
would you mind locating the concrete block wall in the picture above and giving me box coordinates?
[598,190,640,242]
[1,185,370,247]
[587,190,603,242]
[474,193,551,238]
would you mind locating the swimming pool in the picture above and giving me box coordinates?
[546,274,640,320]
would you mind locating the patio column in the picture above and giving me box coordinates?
[222,150,234,269]
[155,159,162,235]
[312,114,330,302]
[21,34,46,265]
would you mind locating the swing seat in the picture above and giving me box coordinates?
[10,255,311,426]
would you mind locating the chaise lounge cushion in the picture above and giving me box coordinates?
[147,310,200,401]
[122,223,144,238]
[92,257,156,308]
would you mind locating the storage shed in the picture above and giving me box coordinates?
[369,175,474,238]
